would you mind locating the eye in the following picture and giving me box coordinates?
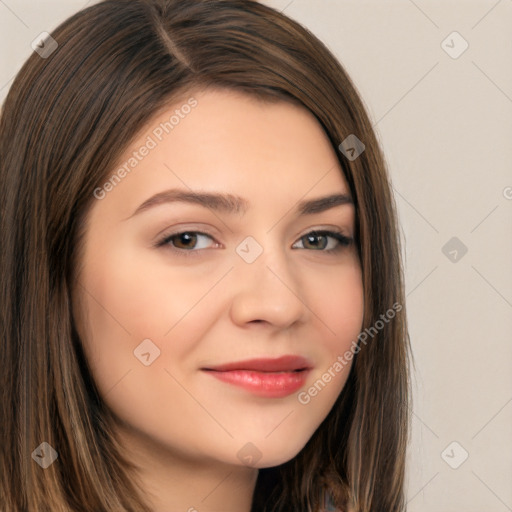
[292,230,352,253]
[156,231,219,254]
[155,229,353,257]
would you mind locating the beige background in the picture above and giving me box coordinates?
[1,1,511,510]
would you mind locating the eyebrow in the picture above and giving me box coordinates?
[126,188,353,219]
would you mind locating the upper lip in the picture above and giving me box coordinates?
[202,355,312,372]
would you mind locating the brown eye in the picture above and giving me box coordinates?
[294,230,352,253]
[157,231,218,253]
[170,232,198,249]
[302,233,329,250]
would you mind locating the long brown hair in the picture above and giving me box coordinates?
[0,1,411,510]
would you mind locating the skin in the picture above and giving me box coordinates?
[73,87,364,512]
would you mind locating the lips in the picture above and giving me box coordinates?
[203,355,312,373]
[201,355,312,398]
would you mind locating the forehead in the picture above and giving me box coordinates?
[93,87,351,219]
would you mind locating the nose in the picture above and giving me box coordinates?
[228,240,309,329]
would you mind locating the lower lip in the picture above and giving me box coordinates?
[203,369,310,398]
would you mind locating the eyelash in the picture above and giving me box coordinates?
[155,229,353,257]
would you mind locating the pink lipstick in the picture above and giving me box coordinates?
[201,355,312,398]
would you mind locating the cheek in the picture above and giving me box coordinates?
[296,261,364,405]
[80,246,209,338]
[75,248,227,394]
[310,259,364,352]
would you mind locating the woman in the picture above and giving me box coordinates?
[0,1,411,510]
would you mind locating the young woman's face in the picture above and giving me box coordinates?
[73,88,364,469]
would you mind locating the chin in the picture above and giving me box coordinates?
[232,433,312,470]
[253,448,305,469]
